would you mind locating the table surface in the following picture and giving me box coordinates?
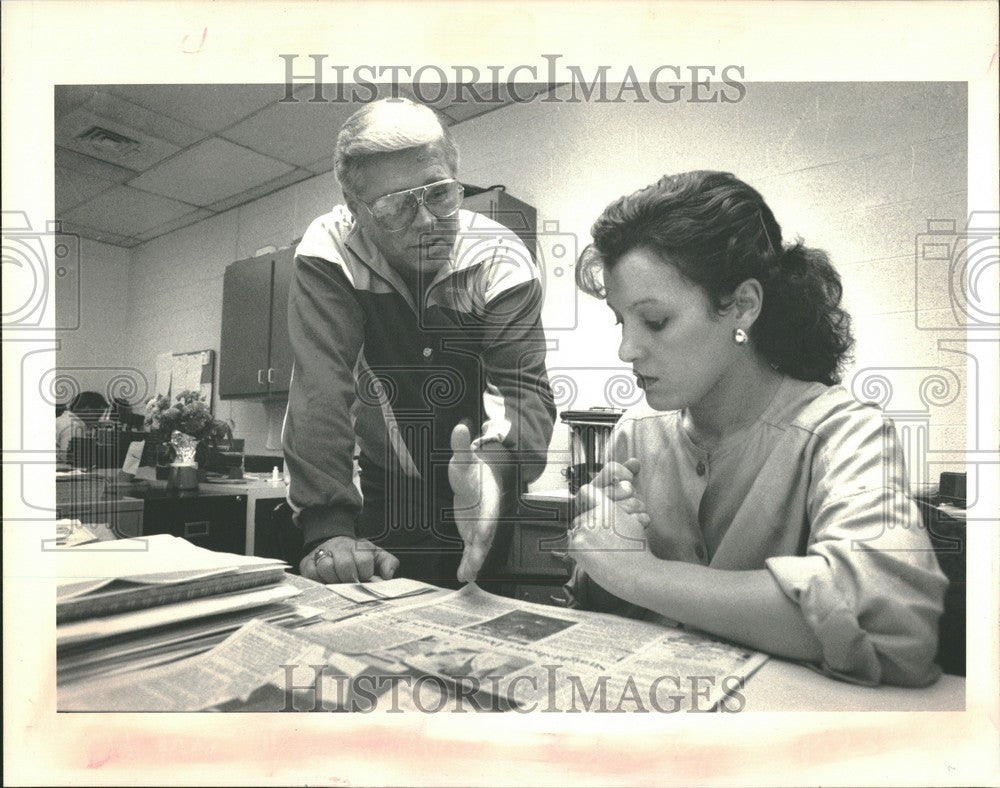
[742,658,964,711]
[132,466,288,496]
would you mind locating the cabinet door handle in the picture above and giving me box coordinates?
[267,367,275,383]
[257,369,264,384]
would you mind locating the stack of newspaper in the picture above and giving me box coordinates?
[56,534,307,684]
[59,575,770,713]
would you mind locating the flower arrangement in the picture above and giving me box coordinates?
[144,391,231,466]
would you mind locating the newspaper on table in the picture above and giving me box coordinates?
[59,582,767,712]
[56,575,439,711]
[301,584,768,713]
[58,618,366,712]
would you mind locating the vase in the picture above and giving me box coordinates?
[168,462,199,491]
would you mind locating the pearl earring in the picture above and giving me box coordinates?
[733,328,749,346]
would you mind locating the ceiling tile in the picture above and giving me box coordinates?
[395,83,458,110]
[57,219,140,248]
[108,84,288,133]
[440,100,508,123]
[61,185,197,237]
[56,146,136,184]
[303,153,337,175]
[291,82,418,104]
[221,99,359,167]
[133,208,215,243]
[204,168,313,213]
[73,89,208,146]
[441,83,554,123]
[55,168,117,214]
[128,137,295,207]
[54,85,96,118]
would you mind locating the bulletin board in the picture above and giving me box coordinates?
[155,349,216,410]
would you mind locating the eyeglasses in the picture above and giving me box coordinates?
[360,178,465,232]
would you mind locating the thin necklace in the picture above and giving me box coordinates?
[685,374,785,454]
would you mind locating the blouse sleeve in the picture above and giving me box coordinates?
[765,406,948,686]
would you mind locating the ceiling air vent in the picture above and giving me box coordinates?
[75,126,142,158]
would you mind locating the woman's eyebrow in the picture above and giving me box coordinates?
[627,298,665,309]
[608,297,663,311]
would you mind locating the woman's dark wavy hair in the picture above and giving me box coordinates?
[576,170,854,385]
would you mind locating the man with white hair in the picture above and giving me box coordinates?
[283,98,556,586]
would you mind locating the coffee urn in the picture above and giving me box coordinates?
[559,407,624,493]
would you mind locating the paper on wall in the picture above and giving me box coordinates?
[155,352,173,398]
[173,353,198,397]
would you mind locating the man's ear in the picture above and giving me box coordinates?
[732,278,764,328]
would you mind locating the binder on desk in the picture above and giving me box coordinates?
[57,564,286,623]
[56,535,310,687]
[56,534,288,624]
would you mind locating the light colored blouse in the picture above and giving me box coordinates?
[55,410,86,464]
[570,376,948,687]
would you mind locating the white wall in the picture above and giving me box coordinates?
[120,169,345,455]
[93,82,965,485]
[55,237,132,401]
[452,82,967,489]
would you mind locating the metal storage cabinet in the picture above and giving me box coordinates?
[251,499,303,565]
[137,493,246,555]
[500,492,573,606]
[462,185,537,261]
[219,247,294,398]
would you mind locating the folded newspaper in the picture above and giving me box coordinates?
[59,581,767,713]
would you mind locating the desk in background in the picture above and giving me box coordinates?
[60,467,288,558]
[133,467,289,557]
[192,473,289,557]
[498,489,574,604]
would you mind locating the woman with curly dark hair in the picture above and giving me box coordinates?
[567,171,947,687]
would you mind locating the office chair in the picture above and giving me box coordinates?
[915,495,966,676]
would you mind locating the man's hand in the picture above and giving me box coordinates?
[300,535,400,584]
[448,423,503,583]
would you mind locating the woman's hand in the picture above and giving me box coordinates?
[568,474,652,598]
[576,458,650,523]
